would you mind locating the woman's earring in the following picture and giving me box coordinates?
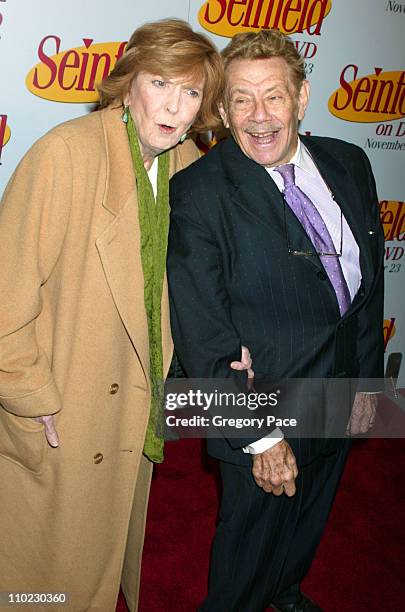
[179,133,187,143]
[122,105,129,123]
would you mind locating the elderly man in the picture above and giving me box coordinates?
[167,30,384,612]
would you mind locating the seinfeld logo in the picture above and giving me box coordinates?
[329,66,405,122]
[380,201,405,241]
[26,36,127,103]
[0,114,11,161]
[198,0,331,37]
[383,318,397,351]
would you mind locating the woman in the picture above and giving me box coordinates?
[0,19,250,612]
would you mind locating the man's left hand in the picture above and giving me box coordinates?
[346,392,378,435]
[252,440,298,496]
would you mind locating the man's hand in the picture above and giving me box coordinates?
[230,345,254,381]
[346,392,378,435]
[34,414,60,447]
[252,439,298,496]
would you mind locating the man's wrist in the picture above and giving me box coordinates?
[242,428,284,454]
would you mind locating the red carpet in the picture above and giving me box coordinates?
[116,438,405,612]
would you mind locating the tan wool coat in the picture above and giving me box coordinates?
[0,106,199,611]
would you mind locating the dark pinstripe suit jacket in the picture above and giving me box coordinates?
[167,135,384,466]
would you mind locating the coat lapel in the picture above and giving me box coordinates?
[95,108,198,380]
[95,106,182,383]
[95,106,150,382]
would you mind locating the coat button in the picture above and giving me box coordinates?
[109,383,119,395]
[93,453,104,464]
[317,270,327,281]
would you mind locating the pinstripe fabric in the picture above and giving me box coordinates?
[167,135,384,610]
[168,135,384,464]
[197,443,350,612]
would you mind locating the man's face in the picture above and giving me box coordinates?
[218,57,310,167]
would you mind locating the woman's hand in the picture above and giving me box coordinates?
[34,414,60,447]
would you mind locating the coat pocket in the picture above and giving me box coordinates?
[0,408,47,475]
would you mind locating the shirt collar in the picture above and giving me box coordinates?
[292,138,318,177]
[268,137,317,177]
[289,139,301,166]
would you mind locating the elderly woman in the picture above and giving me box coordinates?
[0,19,249,612]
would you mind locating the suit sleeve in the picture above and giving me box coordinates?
[0,133,72,417]
[356,150,385,387]
[168,176,261,449]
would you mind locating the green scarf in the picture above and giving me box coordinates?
[127,115,170,463]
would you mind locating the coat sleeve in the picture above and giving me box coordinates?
[356,149,385,387]
[167,175,263,449]
[0,133,72,417]
[168,176,245,378]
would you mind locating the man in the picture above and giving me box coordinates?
[167,30,384,612]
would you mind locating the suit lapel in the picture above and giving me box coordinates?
[223,135,373,317]
[224,137,324,274]
[224,137,289,234]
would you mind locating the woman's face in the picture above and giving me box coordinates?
[124,71,204,167]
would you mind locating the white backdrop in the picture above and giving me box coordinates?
[1,0,404,384]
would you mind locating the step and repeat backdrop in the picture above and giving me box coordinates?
[1,0,404,384]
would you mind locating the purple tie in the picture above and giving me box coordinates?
[275,163,351,316]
